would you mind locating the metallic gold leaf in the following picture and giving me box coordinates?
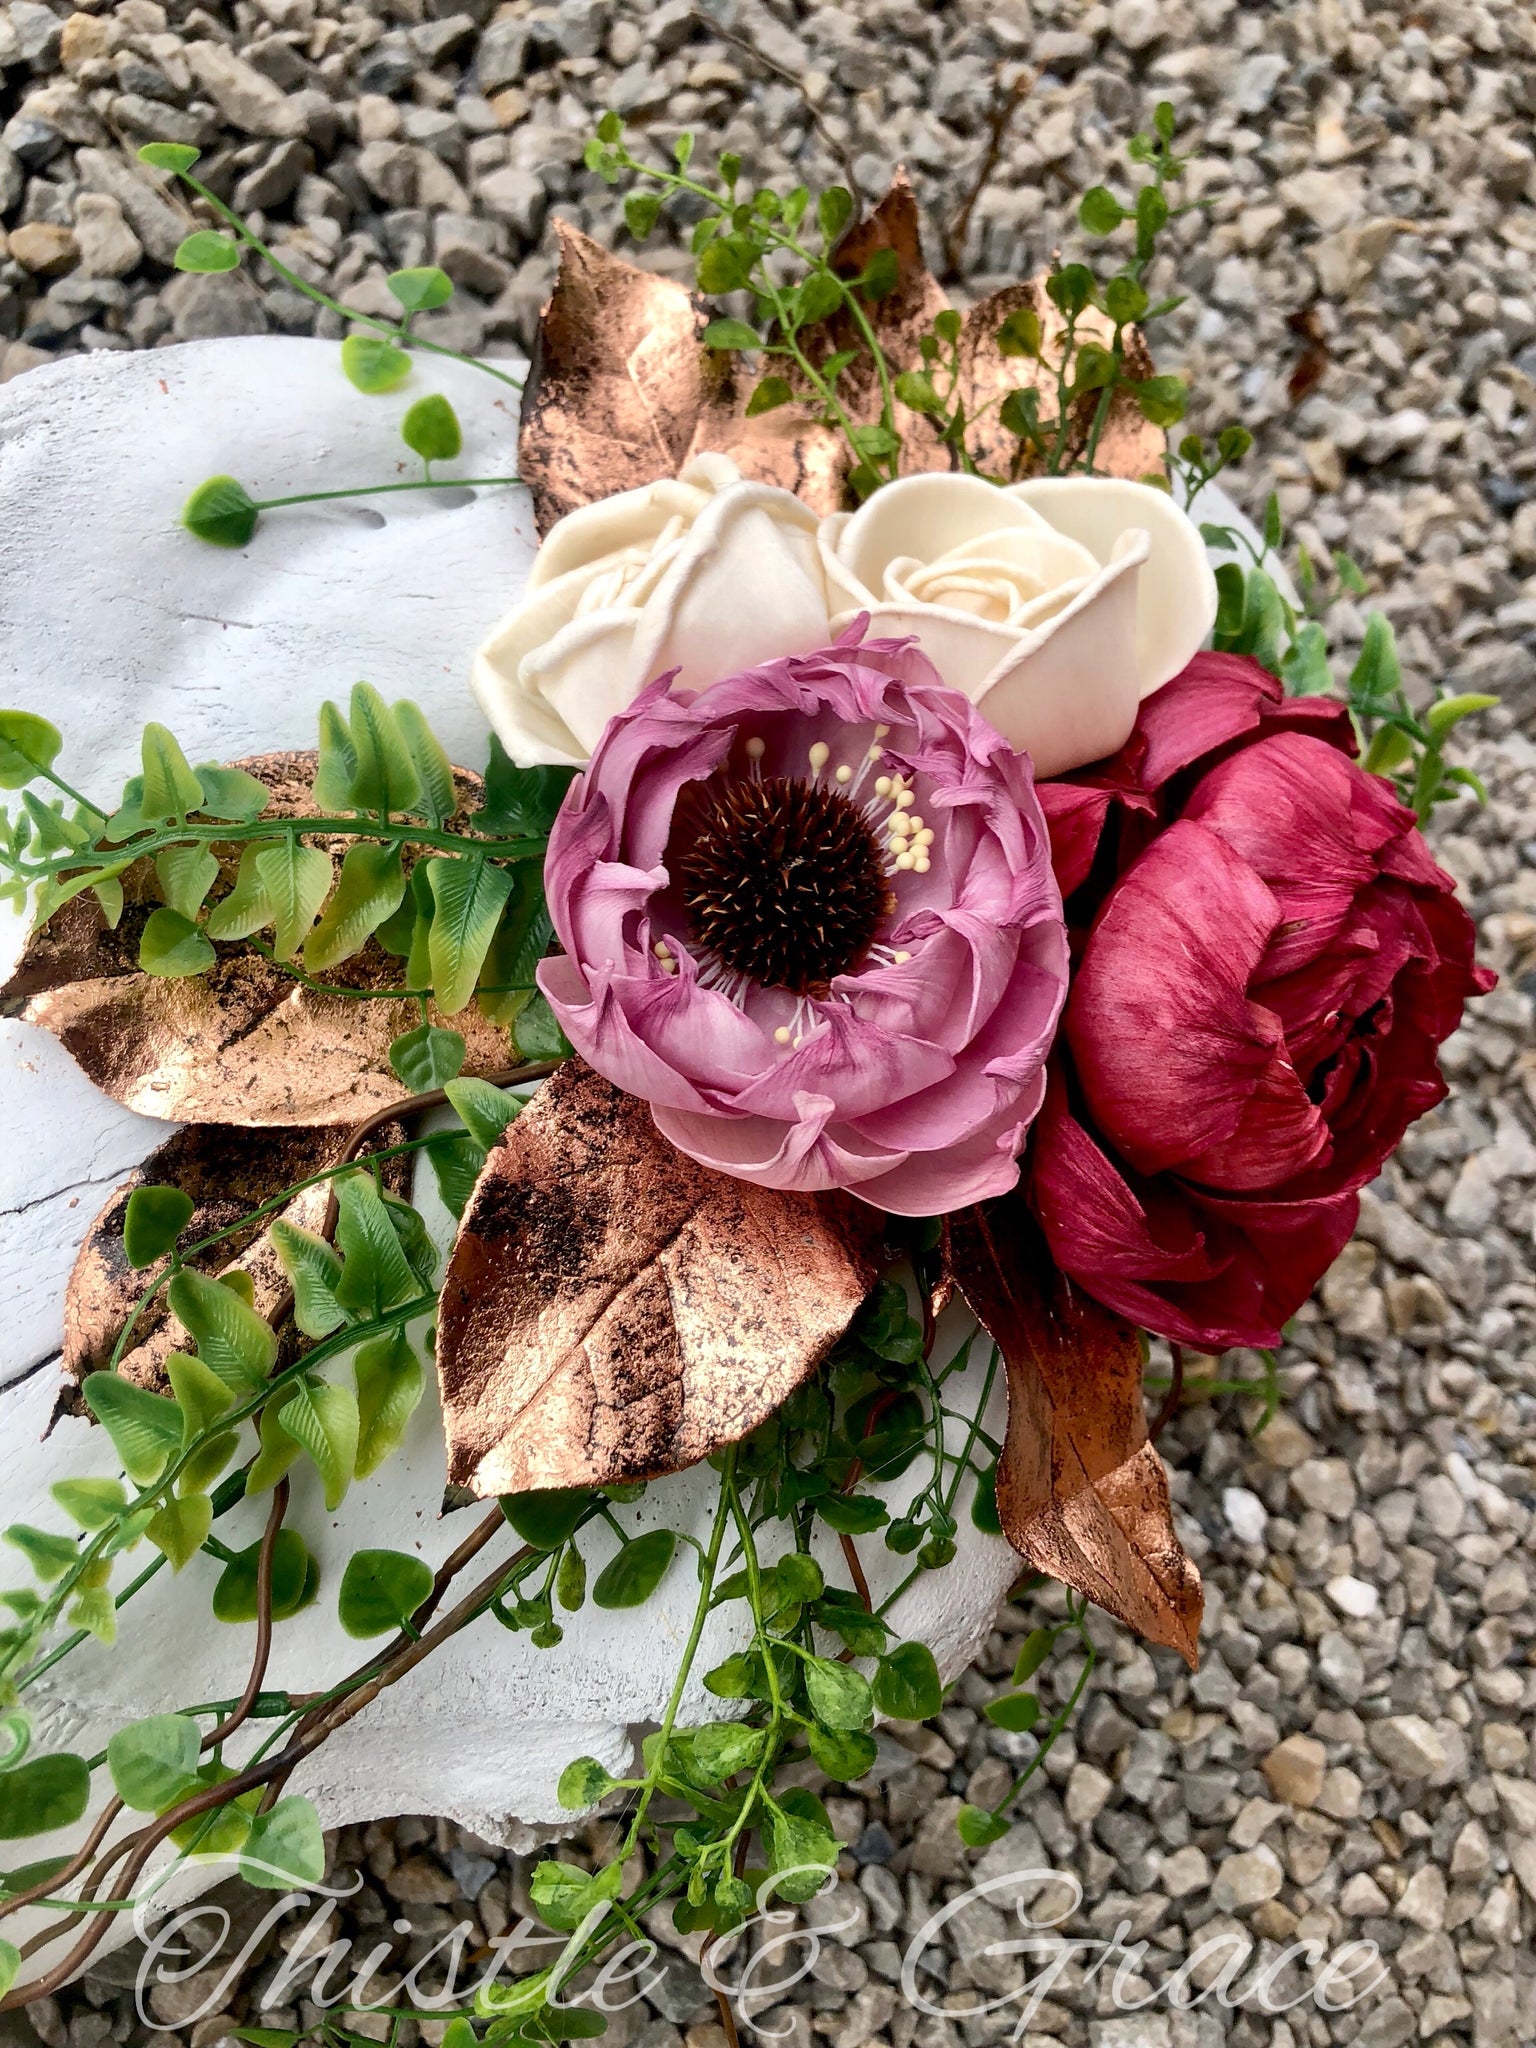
[64,1120,411,1396]
[1,753,512,1128]
[947,1195,1202,1667]
[436,1058,887,1497]
[958,279,1166,483]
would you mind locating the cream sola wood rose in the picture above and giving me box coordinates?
[819,473,1220,777]
[537,631,1069,1212]
[473,461,1217,778]
[472,452,837,764]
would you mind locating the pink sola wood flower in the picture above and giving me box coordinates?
[538,626,1070,1214]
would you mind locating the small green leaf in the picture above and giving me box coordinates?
[818,186,854,244]
[1154,99,1177,143]
[254,839,332,960]
[312,699,359,811]
[154,843,219,922]
[445,1076,520,1151]
[168,1268,275,1391]
[82,1374,182,1486]
[893,369,940,413]
[872,1641,942,1721]
[50,1478,127,1530]
[182,475,260,548]
[592,1529,676,1609]
[139,907,215,978]
[1133,374,1189,428]
[337,1547,434,1638]
[475,738,577,836]
[4,1526,76,1582]
[332,1173,420,1320]
[557,1756,616,1811]
[401,393,463,466]
[386,266,453,313]
[107,1714,200,1811]
[138,142,201,173]
[688,1721,765,1783]
[354,1327,424,1478]
[984,1690,1040,1733]
[192,762,270,823]
[672,130,692,166]
[166,1351,234,1448]
[426,1132,484,1220]
[270,1220,346,1340]
[703,1653,758,1699]
[1103,274,1149,324]
[276,1379,358,1513]
[956,1804,1009,1848]
[815,1492,888,1535]
[140,723,204,823]
[1013,1628,1054,1682]
[204,841,276,941]
[175,230,239,273]
[246,1390,301,1497]
[427,855,514,1016]
[212,1529,318,1624]
[745,375,794,417]
[702,318,761,350]
[512,990,570,1063]
[1426,691,1498,739]
[304,841,407,973]
[970,1464,1002,1533]
[859,246,899,301]
[501,1489,592,1550]
[0,711,63,791]
[996,306,1042,358]
[240,1795,325,1889]
[394,701,457,827]
[697,236,755,294]
[146,1492,213,1573]
[804,1656,872,1732]
[341,332,412,394]
[806,1725,877,1781]
[346,682,422,815]
[1046,263,1094,317]
[624,191,661,240]
[1079,186,1125,235]
[388,1021,465,1091]
[0,1937,18,1999]
[0,1754,91,1840]
[764,1786,839,1904]
[122,1185,194,1270]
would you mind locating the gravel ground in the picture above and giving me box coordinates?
[4,3,1536,2047]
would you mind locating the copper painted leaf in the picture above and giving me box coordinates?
[436,1059,887,1496]
[948,1195,1202,1667]
[517,222,709,537]
[64,1121,410,1396]
[1,753,510,1127]
[958,279,1166,483]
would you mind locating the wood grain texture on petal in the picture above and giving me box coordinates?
[436,1059,887,1496]
[64,1120,410,1396]
[518,222,707,535]
[948,1195,1202,1666]
[0,753,511,1128]
[959,280,1167,483]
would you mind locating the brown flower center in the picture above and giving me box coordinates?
[678,775,894,995]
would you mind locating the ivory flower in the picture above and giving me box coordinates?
[820,474,1218,777]
[473,454,837,766]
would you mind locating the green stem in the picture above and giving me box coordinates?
[621,1453,735,1854]
[17,813,545,888]
[989,1601,1096,1819]
[178,172,524,393]
[255,476,520,511]
[37,766,107,822]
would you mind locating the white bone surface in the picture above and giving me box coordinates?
[0,340,1020,1978]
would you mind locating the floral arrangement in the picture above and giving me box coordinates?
[0,106,1494,2035]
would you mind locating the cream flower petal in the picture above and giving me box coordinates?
[1004,476,1218,697]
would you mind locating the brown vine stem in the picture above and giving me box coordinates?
[213,1477,288,1755]
[941,66,1035,279]
[686,8,863,204]
[1,1534,537,2007]
[1150,1345,1186,1444]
